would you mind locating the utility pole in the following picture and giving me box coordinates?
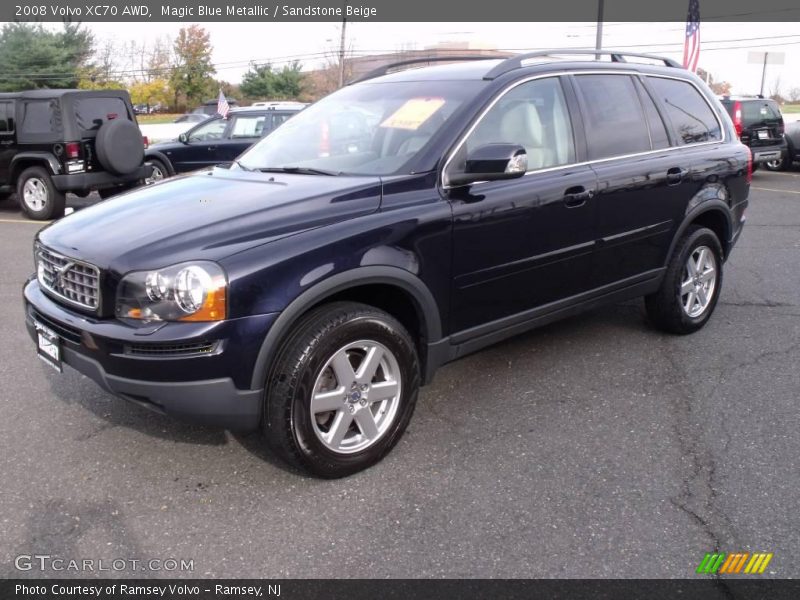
[337,17,347,88]
[759,51,768,97]
[595,0,604,59]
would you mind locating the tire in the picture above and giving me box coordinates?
[264,301,420,478]
[16,166,66,220]
[95,119,145,175]
[645,226,723,335]
[764,153,790,172]
[145,158,169,184]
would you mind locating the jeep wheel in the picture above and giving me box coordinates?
[264,302,420,478]
[645,226,723,335]
[17,167,66,220]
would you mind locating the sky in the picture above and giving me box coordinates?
[62,21,800,96]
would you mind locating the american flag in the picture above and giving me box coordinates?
[683,0,701,72]
[216,89,230,118]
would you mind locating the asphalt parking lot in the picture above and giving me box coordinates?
[0,170,798,579]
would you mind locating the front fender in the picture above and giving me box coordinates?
[248,266,442,390]
[144,150,176,175]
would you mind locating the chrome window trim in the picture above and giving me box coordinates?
[35,243,102,313]
[441,70,726,190]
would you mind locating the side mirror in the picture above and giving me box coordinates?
[447,144,528,187]
[178,132,189,144]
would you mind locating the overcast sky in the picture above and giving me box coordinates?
[69,21,800,95]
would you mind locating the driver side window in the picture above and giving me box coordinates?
[454,77,575,174]
[188,118,228,142]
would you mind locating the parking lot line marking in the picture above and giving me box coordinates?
[765,171,799,178]
[0,218,50,224]
[751,186,800,195]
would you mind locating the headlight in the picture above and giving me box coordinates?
[116,261,227,322]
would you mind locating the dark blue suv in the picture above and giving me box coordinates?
[24,51,750,477]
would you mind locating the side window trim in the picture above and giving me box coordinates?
[632,76,672,149]
[637,75,679,147]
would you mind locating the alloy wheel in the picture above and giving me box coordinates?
[680,245,717,318]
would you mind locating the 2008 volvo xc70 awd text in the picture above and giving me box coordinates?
[24,51,750,477]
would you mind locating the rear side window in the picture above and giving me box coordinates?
[0,102,13,133]
[229,114,267,138]
[648,78,722,145]
[574,75,651,160]
[74,97,130,132]
[21,100,60,134]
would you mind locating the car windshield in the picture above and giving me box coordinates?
[237,80,483,176]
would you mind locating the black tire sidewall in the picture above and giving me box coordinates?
[16,166,65,220]
[268,305,419,478]
[147,158,169,182]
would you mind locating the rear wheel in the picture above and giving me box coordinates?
[264,301,420,478]
[16,166,66,220]
[645,226,723,335]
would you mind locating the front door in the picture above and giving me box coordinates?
[171,117,229,173]
[445,76,598,334]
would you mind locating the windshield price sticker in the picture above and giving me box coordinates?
[380,98,446,130]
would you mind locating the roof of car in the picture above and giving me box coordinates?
[228,105,304,114]
[0,89,131,100]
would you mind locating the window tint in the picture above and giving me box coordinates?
[459,77,575,171]
[0,102,13,133]
[271,112,293,131]
[634,78,670,150]
[74,97,129,131]
[229,114,266,138]
[574,75,651,159]
[648,77,722,145]
[21,100,59,134]
[188,118,227,142]
[741,100,781,123]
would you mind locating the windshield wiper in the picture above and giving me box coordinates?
[233,160,252,171]
[257,166,340,176]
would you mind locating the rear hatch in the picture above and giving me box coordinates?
[68,94,137,170]
[723,98,785,147]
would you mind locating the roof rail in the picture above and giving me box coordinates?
[349,55,510,84]
[483,49,682,80]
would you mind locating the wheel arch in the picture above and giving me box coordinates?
[249,266,443,391]
[10,153,60,183]
[666,196,733,265]
[144,151,175,176]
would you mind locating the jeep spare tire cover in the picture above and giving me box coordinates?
[95,119,144,175]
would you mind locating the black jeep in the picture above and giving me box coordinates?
[0,89,152,220]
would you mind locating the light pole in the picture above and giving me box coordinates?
[595,0,604,59]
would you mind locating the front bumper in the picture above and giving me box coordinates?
[51,165,153,192]
[24,279,276,431]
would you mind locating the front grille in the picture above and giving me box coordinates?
[125,341,218,357]
[37,245,100,311]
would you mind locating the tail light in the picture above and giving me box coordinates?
[745,146,752,184]
[65,142,80,159]
[319,121,330,157]
[142,135,149,149]
[732,101,743,138]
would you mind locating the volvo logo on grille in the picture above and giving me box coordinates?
[52,261,75,290]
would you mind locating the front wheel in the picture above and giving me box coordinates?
[645,226,723,335]
[145,158,169,185]
[17,166,66,220]
[764,154,790,171]
[264,302,420,478]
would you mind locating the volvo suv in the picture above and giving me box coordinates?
[24,51,750,477]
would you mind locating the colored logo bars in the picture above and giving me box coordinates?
[696,552,774,574]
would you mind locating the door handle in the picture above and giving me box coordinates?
[563,186,594,208]
[207,146,217,151]
[666,167,689,185]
